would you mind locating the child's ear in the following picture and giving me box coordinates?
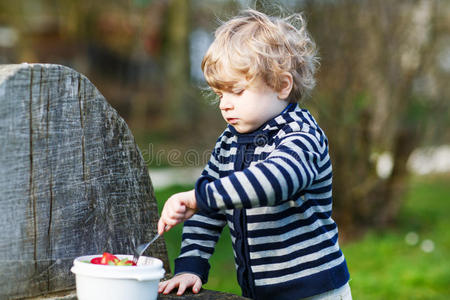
[277,72,294,100]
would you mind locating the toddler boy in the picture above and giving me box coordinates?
[157,9,351,300]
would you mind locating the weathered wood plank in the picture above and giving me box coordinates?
[0,63,169,299]
[25,289,249,300]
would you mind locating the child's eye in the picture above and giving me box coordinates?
[233,89,244,95]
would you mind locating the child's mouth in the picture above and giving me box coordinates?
[226,118,238,124]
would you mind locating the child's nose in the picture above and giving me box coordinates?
[219,94,234,111]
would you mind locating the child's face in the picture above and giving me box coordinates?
[218,78,289,133]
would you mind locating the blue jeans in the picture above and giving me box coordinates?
[302,283,352,300]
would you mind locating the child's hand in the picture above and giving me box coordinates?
[158,189,197,235]
[158,273,202,295]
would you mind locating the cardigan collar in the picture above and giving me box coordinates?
[227,103,317,145]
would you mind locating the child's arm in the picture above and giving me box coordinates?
[158,140,228,293]
[159,273,202,295]
[196,132,325,211]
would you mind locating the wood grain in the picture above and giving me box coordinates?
[0,64,169,299]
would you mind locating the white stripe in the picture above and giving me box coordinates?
[317,153,330,168]
[179,249,211,260]
[251,165,276,205]
[203,164,219,178]
[310,177,332,189]
[245,201,293,216]
[221,176,241,208]
[282,131,327,153]
[235,171,258,205]
[247,203,332,230]
[187,214,226,227]
[219,162,235,171]
[208,183,226,208]
[254,255,345,286]
[253,144,276,155]
[306,190,332,199]
[228,221,234,231]
[296,134,325,154]
[250,227,338,259]
[183,226,222,237]
[219,145,237,157]
[251,243,340,272]
[288,122,302,132]
[208,153,220,168]
[248,218,335,245]
[318,162,331,175]
[181,238,217,249]
[302,111,318,129]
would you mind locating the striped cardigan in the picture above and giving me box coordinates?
[174,104,350,299]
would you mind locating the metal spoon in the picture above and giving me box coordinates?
[132,233,161,265]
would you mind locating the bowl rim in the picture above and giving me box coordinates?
[71,254,165,281]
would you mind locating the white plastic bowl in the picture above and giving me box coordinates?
[71,254,165,300]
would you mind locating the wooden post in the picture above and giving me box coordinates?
[0,64,168,299]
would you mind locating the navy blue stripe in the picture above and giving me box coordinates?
[184,220,224,231]
[283,113,295,127]
[206,184,218,209]
[256,163,282,204]
[229,173,251,208]
[249,223,337,252]
[222,129,234,139]
[297,134,320,153]
[207,161,220,174]
[266,160,294,198]
[315,171,332,183]
[214,180,234,209]
[182,233,220,242]
[311,197,332,206]
[319,149,328,160]
[297,159,312,189]
[219,141,232,151]
[287,136,315,152]
[270,152,302,177]
[317,160,331,173]
[180,244,215,256]
[245,168,268,206]
[308,185,332,194]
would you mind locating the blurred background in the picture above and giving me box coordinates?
[1,0,449,298]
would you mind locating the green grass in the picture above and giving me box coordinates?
[344,175,450,299]
[154,174,450,299]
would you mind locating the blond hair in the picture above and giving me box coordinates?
[201,9,319,103]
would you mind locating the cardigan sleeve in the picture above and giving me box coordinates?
[173,144,227,283]
[195,132,327,212]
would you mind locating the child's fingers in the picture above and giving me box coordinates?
[168,210,185,220]
[192,278,202,294]
[162,280,178,295]
[158,280,169,293]
[174,203,186,213]
[157,218,165,235]
[177,281,187,295]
